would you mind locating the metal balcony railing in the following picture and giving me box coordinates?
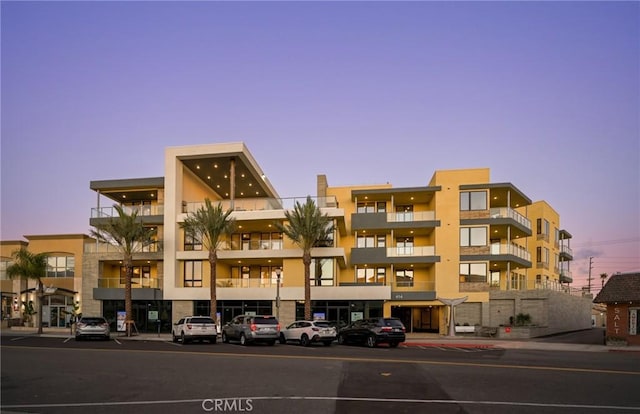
[386,246,436,257]
[182,196,338,214]
[84,241,163,254]
[386,211,435,222]
[490,243,531,262]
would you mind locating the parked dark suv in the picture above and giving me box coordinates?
[221,315,280,346]
[337,317,406,348]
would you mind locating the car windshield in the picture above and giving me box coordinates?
[190,317,214,324]
[253,316,278,325]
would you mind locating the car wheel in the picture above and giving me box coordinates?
[300,334,310,347]
[181,332,188,344]
[337,334,346,345]
[389,341,399,348]
[323,341,332,347]
[172,332,178,343]
[104,335,110,341]
[240,333,247,346]
[267,340,276,346]
[366,335,377,348]
[222,332,229,343]
[279,333,286,344]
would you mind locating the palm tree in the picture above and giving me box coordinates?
[276,196,333,321]
[6,248,48,334]
[600,273,608,288]
[90,204,156,336]
[180,198,235,322]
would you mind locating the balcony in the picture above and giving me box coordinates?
[351,211,439,232]
[98,277,162,289]
[84,241,164,254]
[390,280,436,301]
[560,244,573,260]
[559,271,573,284]
[90,204,164,226]
[350,246,439,265]
[461,243,531,268]
[183,196,338,213]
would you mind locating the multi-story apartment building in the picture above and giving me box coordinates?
[3,142,587,336]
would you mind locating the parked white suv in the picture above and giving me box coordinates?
[172,316,217,344]
[279,320,336,346]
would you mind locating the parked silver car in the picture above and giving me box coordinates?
[75,316,110,341]
[221,315,280,346]
[279,320,336,346]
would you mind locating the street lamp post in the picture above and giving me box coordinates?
[275,268,281,320]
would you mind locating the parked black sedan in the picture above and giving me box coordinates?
[337,317,406,348]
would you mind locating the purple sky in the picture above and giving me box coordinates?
[1,1,638,293]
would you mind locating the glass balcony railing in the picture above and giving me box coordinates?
[218,240,284,251]
[182,196,338,214]
[84,241,163,254]
[490,243,531,262]
[386,246,436,257]
[386,211,435,222]
[560,244,573,256]
[91,204,164,218]
[489,207,531,230]
[98,278,162,289]
[390,280,435,290]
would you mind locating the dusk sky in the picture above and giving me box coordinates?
[1,1,638,293]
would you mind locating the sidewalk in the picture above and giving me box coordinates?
[4,326,639,353]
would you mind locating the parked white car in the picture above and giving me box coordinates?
[279,320,336,347]
[172,316,217,344]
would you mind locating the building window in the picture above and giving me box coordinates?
[536,247,549,264]
[355,266,385,284]
[184,233,202,251]
[311,258,334,286]
[460,263,487,283]
[119,265,151,286]
[396,237,414,255]
[376,202,386,213]
[357,235,375,248]
[395,205,414,222]
[0,259,10,280]
[357,202,375,213]
[184,261,202,287]
[460,191,487,211]
[46,256,75,278]
[460,227,487,247]
[537,219,550,241]
[490,271,500,287]
[395,269,414,287]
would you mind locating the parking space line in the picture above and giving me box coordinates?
[63,337,72,343]
[114,338,122,345]
[10,336,26,341]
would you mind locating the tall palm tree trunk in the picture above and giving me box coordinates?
[124,255,134,336]
[209,250,218,322]
[303,252,312,321]
[37,280,44,335]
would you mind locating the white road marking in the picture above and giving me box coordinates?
[2,396,639,411]
[114,338,121,345]
[9,336,26,341]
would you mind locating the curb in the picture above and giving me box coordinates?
[403,342,496,349]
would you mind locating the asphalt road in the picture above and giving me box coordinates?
[1,333,639,414]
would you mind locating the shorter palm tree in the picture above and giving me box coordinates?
[180,198,235,322]
[91,204,156,336]
[276,196,333,321]
[6,248,48,334]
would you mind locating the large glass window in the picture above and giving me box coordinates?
[460,263,487,283]
[536,247,549,264]
[120,265,151,286]
[395,269,414,287]
[396,237,414,255]
[0,259,10,280]
[355,266,385,284]
[46,256,75,278]
[460,191,487,211]
[184,233,202,251]
[357,202,375,213]
[311,258,334,286]
[184,261,202,287]
[460,227,487,247]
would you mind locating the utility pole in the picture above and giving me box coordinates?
[587,256,594,293]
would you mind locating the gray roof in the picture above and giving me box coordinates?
[593,272,640,303]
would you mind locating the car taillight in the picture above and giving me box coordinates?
[380,327,392,332]
[277,324,281,332]
[250,323,257,331]
[312,327,319,331]
[77,323,86,328]
[187,324,192,329]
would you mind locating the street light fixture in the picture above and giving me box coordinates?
[275,268,281,320]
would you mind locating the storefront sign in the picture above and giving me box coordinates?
[117,311,126,332]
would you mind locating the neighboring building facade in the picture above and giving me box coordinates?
[3,142,589,335]
[1,235,89,328]
[594,272,640,346]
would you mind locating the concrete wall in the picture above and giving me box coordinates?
[489,289,592,337]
